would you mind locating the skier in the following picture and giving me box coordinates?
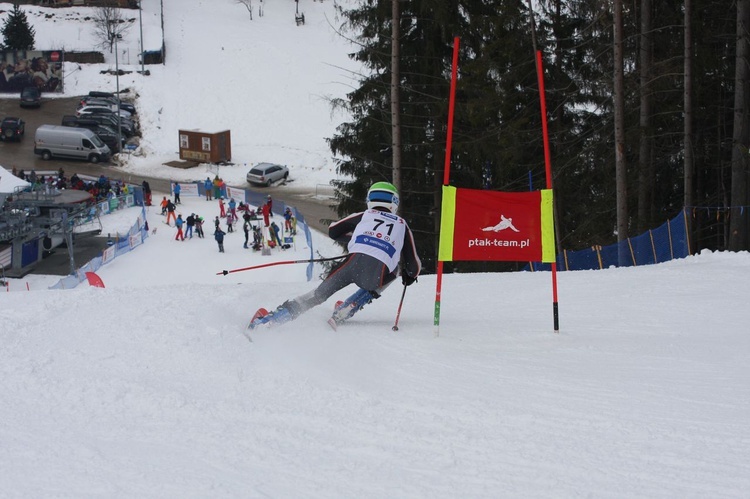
[249,182,421,329]
[174,214,185,241]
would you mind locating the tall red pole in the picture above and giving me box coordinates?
[535,50,560,332]
[433,37,460,337]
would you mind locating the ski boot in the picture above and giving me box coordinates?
[328,288,377,330]
[248,303,294,330]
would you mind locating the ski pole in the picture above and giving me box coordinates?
[392,285,408,331]
[217,255,346,276]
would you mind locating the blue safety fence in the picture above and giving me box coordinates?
[49,206,149,289]
[527,208,691,271]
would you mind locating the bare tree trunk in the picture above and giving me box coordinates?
[613,0,629,257]
[683,0,694,245]
[637,0,653,232]
[729,0,750,250]
[391,0,402,206]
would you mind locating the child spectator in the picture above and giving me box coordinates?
[283,207,295,234]
[195,215,205,238]
[175,214,185,241]
[229,198,237,220]
[226,211,235,233]
[214,227,226,253]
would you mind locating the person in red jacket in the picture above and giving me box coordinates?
[218,197,226,218]
[261,201,271,227]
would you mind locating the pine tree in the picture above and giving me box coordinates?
[1,3,36,51]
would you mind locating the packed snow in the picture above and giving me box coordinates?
[1,1,749,497]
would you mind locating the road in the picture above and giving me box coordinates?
[0,95,338,234]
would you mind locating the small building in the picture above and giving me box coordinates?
[178,129,232,164]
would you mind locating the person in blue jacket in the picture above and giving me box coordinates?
[204,177,213,201]
[173,182,182,204]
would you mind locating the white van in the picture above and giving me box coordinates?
[34,125,111,163]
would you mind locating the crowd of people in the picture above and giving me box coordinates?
[10,166,133,203]
[159,186,296,254]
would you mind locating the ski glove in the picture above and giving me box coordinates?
[402,274,417,287]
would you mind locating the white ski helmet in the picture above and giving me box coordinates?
[366,181,399,213]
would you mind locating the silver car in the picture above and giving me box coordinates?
[246,162,289,186]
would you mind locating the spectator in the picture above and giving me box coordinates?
[226,211,235,233]
[266,194,273,215]
[142,180,152,206]
[218,197,226,218]
[173,182,182,204]
[228,198,237,220]
[270,221,283,248]
[212,175,222,200]
[204,177,213,201]
[185,213,196,239]
[261,201,271,228]
[195,215,205,238]
[214,227,226,253]
[166,199,177,226]
[175,214,185,241]
[252,225,263,251]
[283,207,296,235]
[242,215,250,249]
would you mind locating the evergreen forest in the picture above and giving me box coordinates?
[328,0,750,273]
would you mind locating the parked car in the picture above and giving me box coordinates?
[76,101,132,119]
[34,124,111,163]
[246,162,289,186]
[0,117,25,141]
[83,92,136,115]
[67,113,135,138]
[76,105,133,123]
[20,86,41,108]
[62,117,122,153]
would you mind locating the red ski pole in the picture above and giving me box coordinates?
[217,255,346,276]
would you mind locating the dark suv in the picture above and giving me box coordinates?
[0,117,25,141]
[20,86,41,108]
[64,113,134,138]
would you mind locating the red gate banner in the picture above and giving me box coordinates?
[439,186,555,262]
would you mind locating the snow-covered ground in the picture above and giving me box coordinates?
[2,195,749,497]
[1,1,749,496]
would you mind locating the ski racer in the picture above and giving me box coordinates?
[249,181,421,329]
